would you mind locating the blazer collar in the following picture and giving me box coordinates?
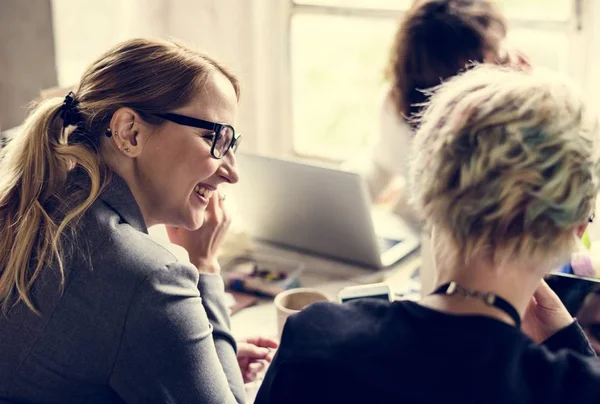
[99,173,148,234]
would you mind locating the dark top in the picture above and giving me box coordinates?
[0,174,245,403]
[255,299,600,404]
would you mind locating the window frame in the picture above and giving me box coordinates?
[255,0,588,163]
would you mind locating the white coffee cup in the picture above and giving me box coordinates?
[274,288,329,339]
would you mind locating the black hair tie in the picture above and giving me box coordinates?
[60,91,82,128]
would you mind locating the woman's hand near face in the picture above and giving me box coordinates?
[522,280,574,344]
[166,192,230,274]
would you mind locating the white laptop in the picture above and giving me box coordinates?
[231,153,420,268]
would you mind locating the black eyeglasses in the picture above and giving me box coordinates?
[153,112,242,159]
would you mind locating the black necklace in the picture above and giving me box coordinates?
[430,282,521,327]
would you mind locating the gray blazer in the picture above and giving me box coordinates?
[0,174,245,403]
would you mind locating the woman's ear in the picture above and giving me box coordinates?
[108,108,151,157]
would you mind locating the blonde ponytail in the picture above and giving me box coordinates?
[0,98,106,313]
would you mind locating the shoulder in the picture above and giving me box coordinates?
[279,299,402,361]
[66,198,205,336]
[78,198,197,285]
[301,297,394,322]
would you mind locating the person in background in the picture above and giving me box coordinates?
[0,38,274,403]
[355,0,517,225]
[255,65,600,403]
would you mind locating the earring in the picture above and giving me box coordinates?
[124,147,130,153]
[105,128,119,138]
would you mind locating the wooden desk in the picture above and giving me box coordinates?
[229,241,421,340]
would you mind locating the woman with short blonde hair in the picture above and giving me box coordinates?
[256,65,600,403]
[412,64,599,272]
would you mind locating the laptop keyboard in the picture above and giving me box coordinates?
[377,237,402,252]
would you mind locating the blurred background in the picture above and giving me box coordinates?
[1,0,599,162]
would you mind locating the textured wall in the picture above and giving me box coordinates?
[0,0,57,130]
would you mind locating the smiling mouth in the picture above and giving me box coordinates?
[194,184,214,200]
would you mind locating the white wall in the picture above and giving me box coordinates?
[583,0,600,111]
[0,0,57,129]
[52,0,161,86]
[51,0,284,154]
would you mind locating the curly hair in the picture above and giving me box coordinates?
[410,64,600,267]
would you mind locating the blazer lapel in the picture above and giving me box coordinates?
[99,174,148,234]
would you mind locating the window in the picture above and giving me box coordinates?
[290,0,584,161]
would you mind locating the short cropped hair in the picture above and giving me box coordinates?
[410,64,600,266]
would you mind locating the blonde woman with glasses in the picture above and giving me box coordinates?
[256,65,600,403]
[0,38,276,403]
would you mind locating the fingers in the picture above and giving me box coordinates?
[243,336,279,350]
[237,341,272,384]
[243,371,257,384]
[533,280,563,310]
[238,338,278,365]
[203,192,222,226]
[248,361,267,374]
[242,361,268,384]
[204,191,231,229]
[237,342,271,360]
[248,361,267,373]
[217,190,231,228]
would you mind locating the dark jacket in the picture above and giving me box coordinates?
[256,299,600,404]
